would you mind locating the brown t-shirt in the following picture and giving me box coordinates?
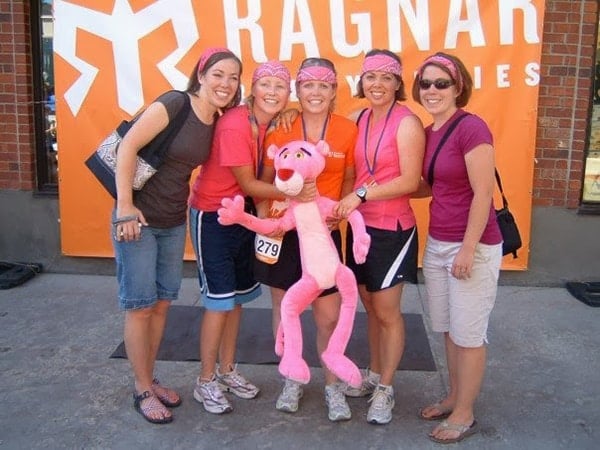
[135,90,214,228]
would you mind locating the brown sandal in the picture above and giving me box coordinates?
[429,420,479,444]
[419,402,453,421]
[133,390,173,424]
[151,378,182,408]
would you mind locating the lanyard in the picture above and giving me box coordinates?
[363,103,395,176]
[248,106,272,178]
[256,124,266,178]
[301,114,329,142]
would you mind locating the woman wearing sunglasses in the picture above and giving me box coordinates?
[336,49,425,425]
[255,57,358,421]
[412,52,502,444]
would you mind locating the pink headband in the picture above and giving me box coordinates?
[296,66,337,85]
[197,47,233,74]
[252,60,291,85]
[361,53,402,76]
[418,55,463,92]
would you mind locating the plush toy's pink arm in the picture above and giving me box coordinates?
[315,197,336,217]
[347,210,371,264]
[314,198,370,264]
[218,195,294,234]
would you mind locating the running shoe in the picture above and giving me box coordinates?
[325,382,352,422]
[193,376,233,414]
[367,384,395,425]
[344,368,380,398]
[216,365,260,399]
[275,378,303,413]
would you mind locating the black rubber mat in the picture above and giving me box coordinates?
[110,305,437,371]
[566,282,600,307]
[0,262,43,290]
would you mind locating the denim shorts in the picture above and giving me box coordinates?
[113,220,186,311]
[422,235,502,347]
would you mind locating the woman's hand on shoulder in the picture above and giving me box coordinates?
[276,108,300,132]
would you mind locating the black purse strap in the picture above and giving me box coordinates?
[137,90,191,166]
[427,112,471,186]
[495,168,509,209]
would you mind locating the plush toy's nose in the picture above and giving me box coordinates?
[277,168,294,181]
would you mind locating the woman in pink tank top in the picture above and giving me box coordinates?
[336,49,425,425]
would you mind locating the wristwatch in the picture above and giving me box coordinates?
[355,186,368,203]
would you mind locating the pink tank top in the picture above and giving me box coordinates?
[354,103,416,231]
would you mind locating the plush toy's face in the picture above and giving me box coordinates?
[267,140,329,196]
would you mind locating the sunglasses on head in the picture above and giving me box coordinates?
[418,78,455,90]
[300,57,335,71]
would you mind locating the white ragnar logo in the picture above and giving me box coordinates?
[54,0,198,116]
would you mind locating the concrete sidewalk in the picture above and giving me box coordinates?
[0,274,598,449]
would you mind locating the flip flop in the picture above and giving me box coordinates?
[133,390,173,424]
[429,419,479,444]
[152,378,182,408]
[419,402,452,421]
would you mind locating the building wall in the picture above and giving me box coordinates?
[1,1,598,202]
[536,0,598,208]
[1,1,599,286]
[0,1,35,190]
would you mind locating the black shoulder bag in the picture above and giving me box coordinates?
[494,169,522,258]
[85,90,191,199]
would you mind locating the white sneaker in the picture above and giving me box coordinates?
[325,383,352,422]
[216,365,260,399]
[193,376,233,414]
[344,368,380,398]
[367,384,394,425]
[276,379,303,413]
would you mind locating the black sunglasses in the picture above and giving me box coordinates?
[418,78,455,90]
[300,57,336,71]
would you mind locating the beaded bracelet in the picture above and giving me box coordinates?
[112,215,138,225]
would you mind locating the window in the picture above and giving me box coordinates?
[31,0,57,192]
[582,19,600,210]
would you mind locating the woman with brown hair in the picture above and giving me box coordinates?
[412,51,503,444]
[113,47,242,424]
[336,49,425,425]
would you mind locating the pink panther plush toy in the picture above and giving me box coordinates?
[217,140,370,388]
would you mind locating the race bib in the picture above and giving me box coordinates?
[255,234,283,264]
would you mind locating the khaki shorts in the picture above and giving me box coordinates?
[422,235,502,347]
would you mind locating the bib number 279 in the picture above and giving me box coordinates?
[254,234,283,265]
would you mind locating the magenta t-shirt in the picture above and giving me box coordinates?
[423,110,502,244]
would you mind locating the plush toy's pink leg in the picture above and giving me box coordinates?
[278,276,320,384]
[321,265,362,388]
[275,323,284,357]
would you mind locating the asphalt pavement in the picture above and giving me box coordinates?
[0,274,598,449]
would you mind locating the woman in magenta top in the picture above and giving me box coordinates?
[412,52,502,444]
[336,49,425,425]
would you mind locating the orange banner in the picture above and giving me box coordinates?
[54,0,545,269]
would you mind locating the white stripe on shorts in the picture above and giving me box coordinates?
[381,227,416,289]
